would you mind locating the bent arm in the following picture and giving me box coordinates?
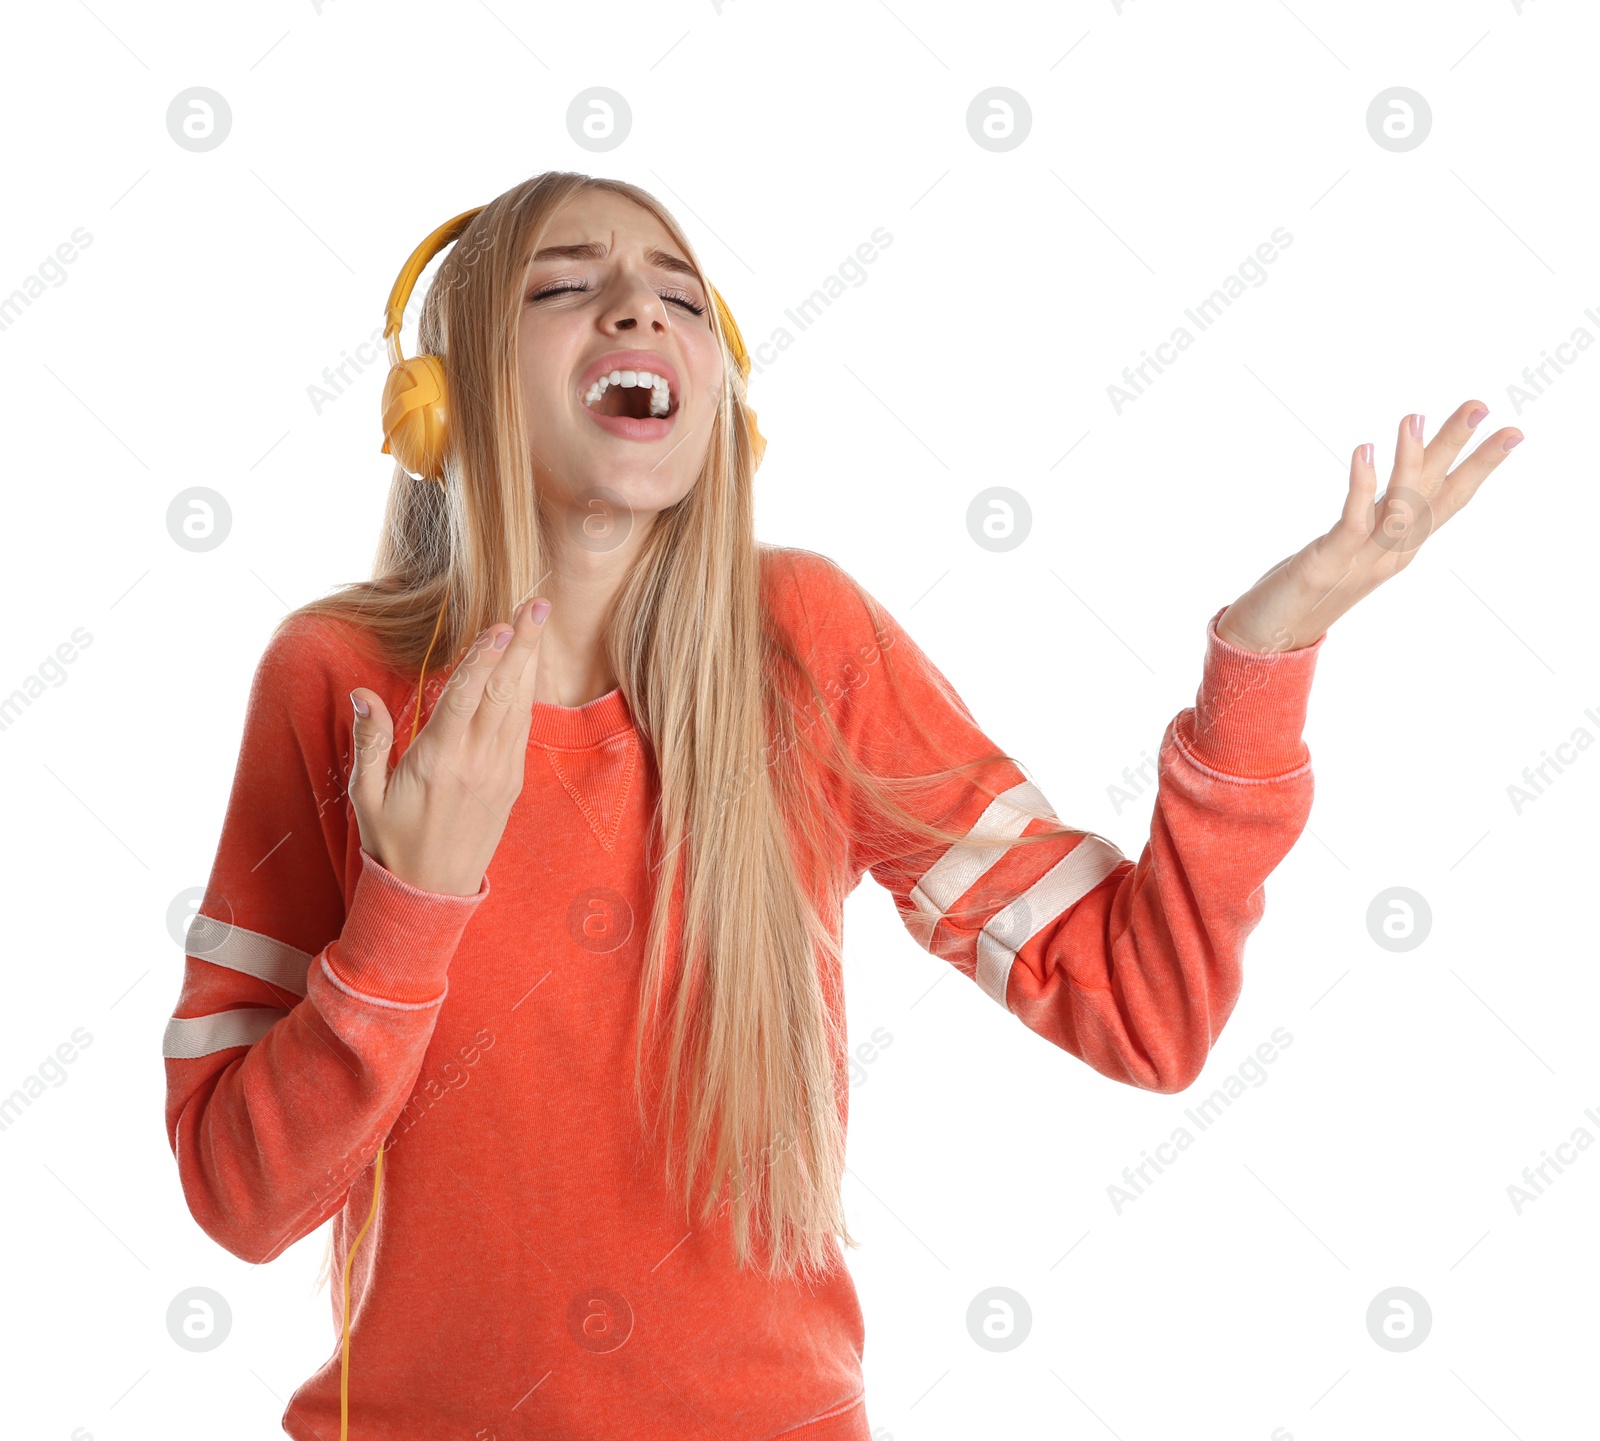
[165,850,486,1263]
[162,613,489,1262]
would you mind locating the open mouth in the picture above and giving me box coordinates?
[582,368,678,420]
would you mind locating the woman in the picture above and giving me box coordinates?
[162,171,1521,1440]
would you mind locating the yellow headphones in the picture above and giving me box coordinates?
[338,204,762,1439]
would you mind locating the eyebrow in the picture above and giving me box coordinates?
[529,241,701,281]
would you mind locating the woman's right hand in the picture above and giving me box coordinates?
[346,597,552,896]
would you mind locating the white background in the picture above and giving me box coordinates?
[1,1,1594,1437]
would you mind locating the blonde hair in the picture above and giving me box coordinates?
[292,170,1107,1287]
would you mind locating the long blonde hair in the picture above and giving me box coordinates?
[295,171,1108,1286]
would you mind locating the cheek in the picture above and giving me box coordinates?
[517,325,578,414]
[685,331,725,402]
[518,359,569,428]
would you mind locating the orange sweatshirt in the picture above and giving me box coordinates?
[163,546,1325,1440]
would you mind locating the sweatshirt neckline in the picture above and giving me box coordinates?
[527,685,634,748]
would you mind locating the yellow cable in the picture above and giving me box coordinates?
[339,585,450,1439]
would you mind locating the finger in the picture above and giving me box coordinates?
[1380,409,1447,561]
[1421,397,1490,481]
[1392,409,1426,488]
[1339,441,1379,536]
[425,625,513,749]
[509,598,552,716]
[1303,443,1380,615]
[347,688,394,817]
[471,596,552,743]
[1432,424,1524,526]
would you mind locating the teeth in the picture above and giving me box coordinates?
[583,367,674,417]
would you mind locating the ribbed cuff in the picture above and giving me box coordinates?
[1178,605,1326,780]
[323,848,491,1006]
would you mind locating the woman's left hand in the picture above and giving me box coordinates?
[1216,399,1523,654]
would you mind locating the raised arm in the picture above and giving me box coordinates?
[793,552,1323,1094]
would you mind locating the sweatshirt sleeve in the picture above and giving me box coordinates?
[162,614,489,1264]
[796,553,1325,1095]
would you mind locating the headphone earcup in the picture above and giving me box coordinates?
[380,354,450,482]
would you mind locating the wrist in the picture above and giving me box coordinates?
[1216,605,1323,655]
[365,847,485,899]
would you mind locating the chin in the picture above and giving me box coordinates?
[540,461,695,537]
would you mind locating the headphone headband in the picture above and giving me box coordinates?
[382,205,484,368]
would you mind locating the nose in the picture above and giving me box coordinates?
[599,266,670,335]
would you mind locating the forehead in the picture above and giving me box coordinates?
[538,189,678,251]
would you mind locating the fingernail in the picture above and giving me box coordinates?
[1466,405,1488,428]
[493,628,513,649]
[1360,442,1373,466]
[530,599,551,625]
[512,601,526,624]
[1503,434,1523,451]
[1410,413,1424,440]
[350,691,370,719]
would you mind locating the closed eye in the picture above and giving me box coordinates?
[528,282,706,316]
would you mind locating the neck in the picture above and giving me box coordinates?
[528,506,655,707]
